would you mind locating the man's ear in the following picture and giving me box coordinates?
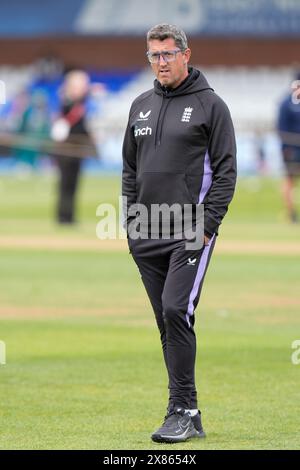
[184,48,191,65]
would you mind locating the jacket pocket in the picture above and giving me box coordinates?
[137,171,195,207]
[184,174,200,204]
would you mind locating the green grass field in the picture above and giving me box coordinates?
[0,173,299,449]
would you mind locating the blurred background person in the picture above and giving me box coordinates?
[2,90,29,133]
[277,72,300,223]
[14,89,50,170]
[52,69,96,225]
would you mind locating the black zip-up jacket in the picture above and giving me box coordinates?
[122,67,237,238]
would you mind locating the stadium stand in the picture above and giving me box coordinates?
[0,64,293,174]
[1,0,300,174]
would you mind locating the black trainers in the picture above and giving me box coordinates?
[151,407,206,443]
[190,410,206,438]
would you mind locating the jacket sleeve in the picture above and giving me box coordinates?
[122,110,137,228]
[203,97,237,237]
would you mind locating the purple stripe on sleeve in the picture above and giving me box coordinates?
[198,151,213,204]
[185,152,214,327]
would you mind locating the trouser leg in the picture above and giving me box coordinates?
[57,156,81,223]
[131,254,169,373]
[161,236,216,409]
[131,236,215,410]
[131,252,197,409]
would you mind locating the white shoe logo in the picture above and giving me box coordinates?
[175,420,190,434]
[138,110,151,121]
[187,257,197,266]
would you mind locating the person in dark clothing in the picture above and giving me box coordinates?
[53,70,93,224]
[122,23,237,443]
[277,72,300,223]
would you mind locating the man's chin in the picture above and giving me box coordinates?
[159,77,172,87]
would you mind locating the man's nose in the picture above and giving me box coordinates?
[158,54,168,65]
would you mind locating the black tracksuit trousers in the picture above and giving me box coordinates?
[56,156,82,224]
[130,235,216,410]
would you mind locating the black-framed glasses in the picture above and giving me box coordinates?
[146,49,183,64]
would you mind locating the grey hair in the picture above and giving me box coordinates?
[147,23,188,51]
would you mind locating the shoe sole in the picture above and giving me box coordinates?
[151,429,206,443]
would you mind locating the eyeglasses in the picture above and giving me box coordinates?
[146,49,183,64]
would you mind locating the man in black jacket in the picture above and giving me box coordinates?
[122,23,237,443]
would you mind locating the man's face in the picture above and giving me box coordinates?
[147,38,191,89]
